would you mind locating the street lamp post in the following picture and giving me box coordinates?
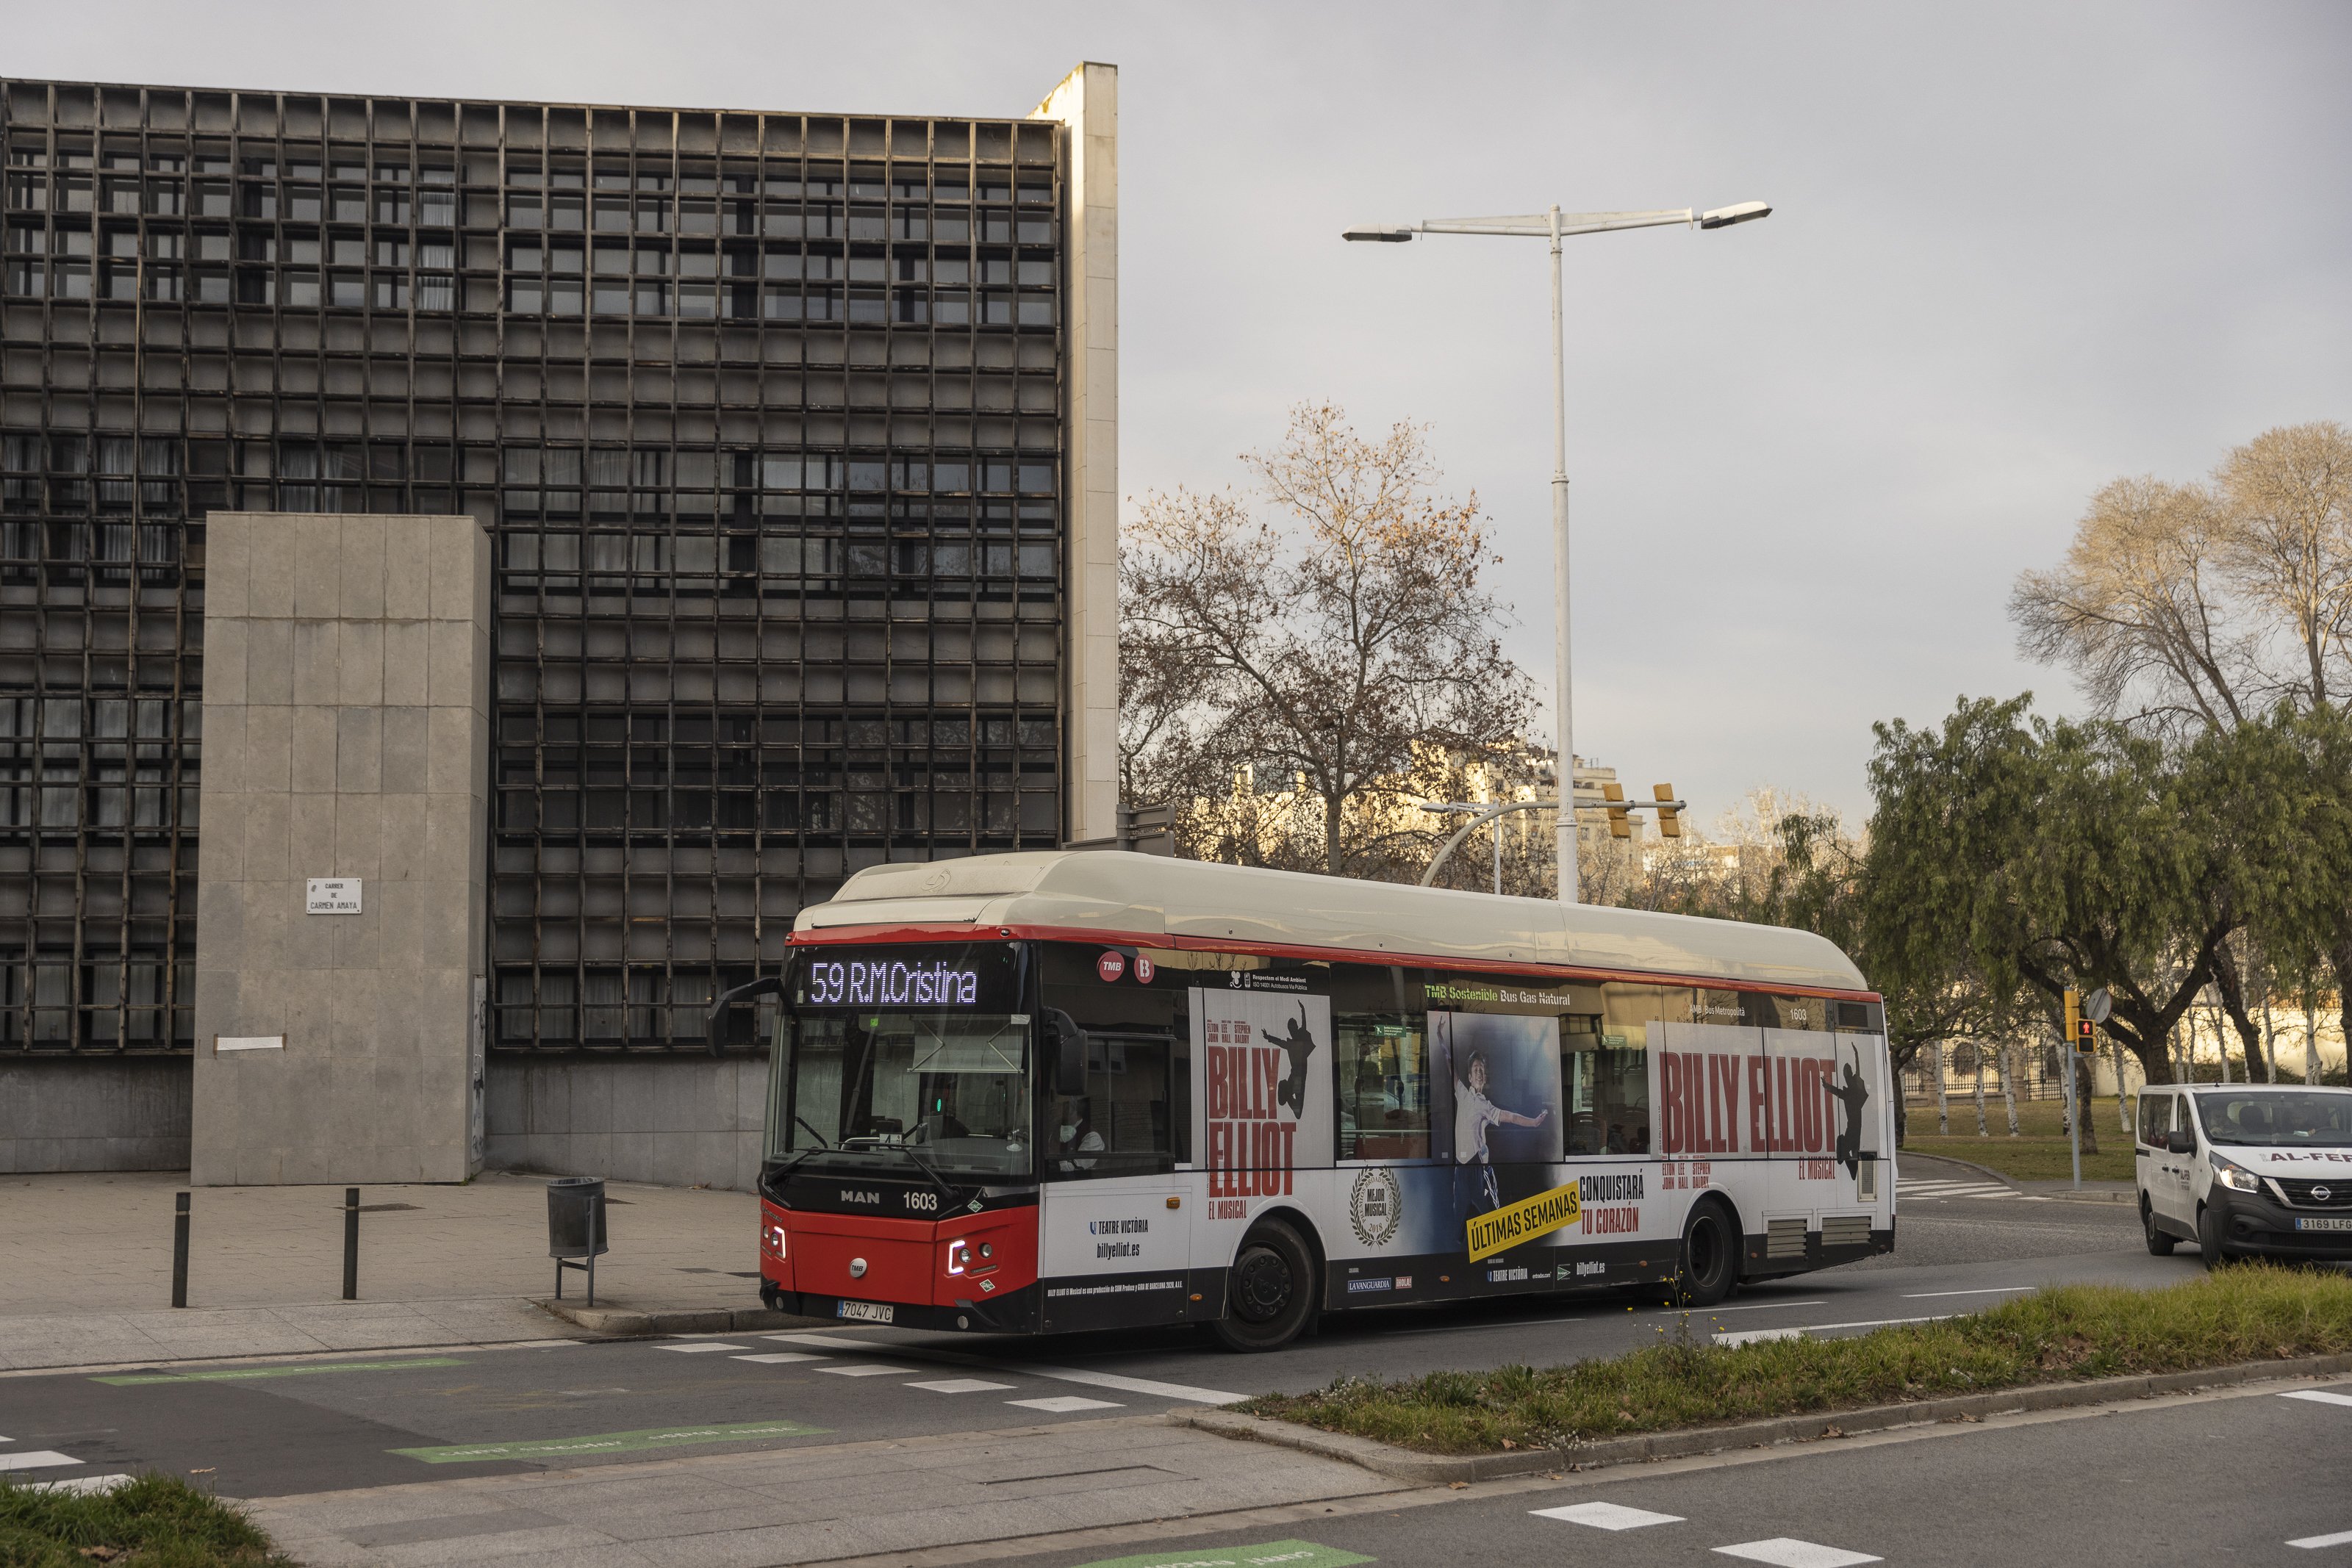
[1345,200,1771,905]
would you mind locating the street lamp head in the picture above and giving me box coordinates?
[1341,226,1416,242]
[1697,201,1772,230]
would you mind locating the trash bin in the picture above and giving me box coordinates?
[547,1176,608,1305]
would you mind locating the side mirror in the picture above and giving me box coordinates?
[2166,1128,2195,1156]
[706,975,785,1058]
[1044,1009,1089,1096]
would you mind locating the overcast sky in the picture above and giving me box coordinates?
[18,3,2351,825]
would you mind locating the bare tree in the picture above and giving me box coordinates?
[1121,404,1537,879]
[2216,420,2352,709]
[2010,476,2255,736]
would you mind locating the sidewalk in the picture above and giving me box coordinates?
[247,1414,1399,1568]
[0,1169,771,1371]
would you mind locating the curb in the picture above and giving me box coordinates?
[1168,1353,2352,1485]
[537,1301,831,1337]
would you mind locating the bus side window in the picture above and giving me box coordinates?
[1573,990,1660,1157]
[1333,1013,1430,1160]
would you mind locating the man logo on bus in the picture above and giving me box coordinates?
[1831,1043,1873,1179]
[1261,1004,1319,1119]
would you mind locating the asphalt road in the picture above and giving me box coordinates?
[1005,1370,2352,1568]
[0,1178,2214,1504]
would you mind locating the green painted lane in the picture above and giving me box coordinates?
[93,1358,468,1387]
[390,1418,829,1464]
[1069,1545,1372,1568]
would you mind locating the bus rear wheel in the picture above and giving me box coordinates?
[1670,1198,1738,1308]
[1210,1219,1316,1352]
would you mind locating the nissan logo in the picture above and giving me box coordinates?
[2314,1187,2334,1204]
[849,1257,868,1279]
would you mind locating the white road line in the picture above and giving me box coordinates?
[1008,1395,1122,1414]
[2281,1389,2352,1409]
[19,1475,130,1497]
[1004,1363,1250,1406]
[1532,1501,1685,1530]
[814,1364,913,1378]
[1653,1299,1827,1316]
[1714,1539,1882,1567]
[2289,1528,2352,1549]
[654,1342,750,1353]
[1903,1287,2034,1299]
[764,1331,1249,1404]
[0,1451,84,1472]
[731,1353,827,1364]
[1716,1314,1956,1348]
[764,1332,888,1350]
[907,1378,1015,1394]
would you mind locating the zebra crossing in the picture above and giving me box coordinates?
[0,1434,129,1496]
[1897,1175,2046,1203]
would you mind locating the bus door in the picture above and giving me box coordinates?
[1036,1027,1194,1332]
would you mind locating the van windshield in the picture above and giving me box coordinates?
[2194,1091,2352,1148]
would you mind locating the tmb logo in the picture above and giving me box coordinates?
[1096,950,1126,983]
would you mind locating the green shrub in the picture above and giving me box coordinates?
[0,1473,288,1567]
[1244,1265,2352,1455]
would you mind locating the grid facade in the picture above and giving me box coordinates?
[0,79,1070,1057]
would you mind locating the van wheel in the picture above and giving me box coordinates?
[1670,1199,1738,1308]
[2197,1204,2231,1270]
[2141,1198,2176,1256]
[1210,1220,1316,1353]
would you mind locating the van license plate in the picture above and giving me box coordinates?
[2295,1218,2352,1232]
[838,1299,894,1323]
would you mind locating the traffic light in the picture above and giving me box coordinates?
[1654,783,1682,839]
[1602,782,1632,839]
[2063,988,2095,1051]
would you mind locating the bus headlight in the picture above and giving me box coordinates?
[761,1223,788,1261]
[946,1240,971,1276]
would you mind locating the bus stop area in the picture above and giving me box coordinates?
[0,1168,775,1372]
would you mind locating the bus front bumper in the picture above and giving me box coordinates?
[762,1280,1039,1334]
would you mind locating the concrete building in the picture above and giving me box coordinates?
[0,65,1119,1187]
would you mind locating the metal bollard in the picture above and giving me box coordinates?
[171,1192,190,1308]
[343,1187,360,1300]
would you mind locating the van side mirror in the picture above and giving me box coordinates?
[1044,1009,1089,1096]
[2166,1128,2195,1155]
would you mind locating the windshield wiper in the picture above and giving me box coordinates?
[899,1142,956,1203]
[795,1115,831,1148]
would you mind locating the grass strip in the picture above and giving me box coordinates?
[0,1473,290,1567]
[1243,1265,2352,1456]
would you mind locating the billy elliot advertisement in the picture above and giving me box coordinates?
[1194,988,1335,1223]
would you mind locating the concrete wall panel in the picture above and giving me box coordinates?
[191,512,489,1186]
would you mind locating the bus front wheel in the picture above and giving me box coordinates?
[1210,1219,1316,1353]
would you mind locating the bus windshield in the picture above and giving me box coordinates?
[775,1010,1032,1178]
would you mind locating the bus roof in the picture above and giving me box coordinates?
[794,851,1870,995]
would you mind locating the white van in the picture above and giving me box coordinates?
[2136,1085,2352,1266]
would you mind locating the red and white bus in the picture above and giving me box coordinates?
[731,852,1893,1351]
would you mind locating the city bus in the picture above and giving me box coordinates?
[729,851,1893,1351]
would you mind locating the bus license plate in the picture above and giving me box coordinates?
[838,1299,894,1323]
[2295,1218,2352,1232]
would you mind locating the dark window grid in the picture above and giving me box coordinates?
[2,95,1067,1067]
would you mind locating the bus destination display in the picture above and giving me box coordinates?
[794,943,1017,1010]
